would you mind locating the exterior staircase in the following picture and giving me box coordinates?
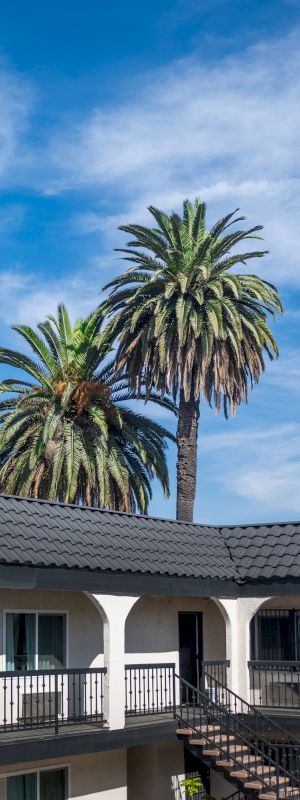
[175,672,300,800]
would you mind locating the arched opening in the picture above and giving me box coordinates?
[125,595,228,717]
[249,596,300,710]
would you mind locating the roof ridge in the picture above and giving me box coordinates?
[0,493,221,530]
[220,520,300,530]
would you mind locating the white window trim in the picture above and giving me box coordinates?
[3,609,69,671]
[4,763,70,800]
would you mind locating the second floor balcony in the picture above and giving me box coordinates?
[0,666,107,738]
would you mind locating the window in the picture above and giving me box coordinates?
[250,609,299,661]
[5,612,66,671]
[6,768,67,800]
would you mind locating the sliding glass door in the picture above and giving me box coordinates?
[7,768,67,800]
[4,613,67,729]
[7,773,37,800]
[5,613,66,671]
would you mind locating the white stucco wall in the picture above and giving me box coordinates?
[125,595,227,673]
[0,589,104,670]
[0,750,127,800]
[258,596,300,611]
[128,741,185,800]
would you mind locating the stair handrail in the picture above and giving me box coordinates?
[202,669,300,745]
[176,673,300,797]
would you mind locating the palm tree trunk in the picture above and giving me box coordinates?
[33,462,46,498]
[176,390,200,522]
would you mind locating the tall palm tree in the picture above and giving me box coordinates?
[0,304,174,512]
[103,199,283,522]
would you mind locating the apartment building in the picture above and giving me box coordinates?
[0,494,299,800]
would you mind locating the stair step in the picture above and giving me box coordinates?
[208,734,236,743]
[259,791,300,800]
[228,745,250,753]
[255,766,276,776]
[231,765,276,781]
[230,770,249,780]
[202,749,221,758]
[176,725,220,736]
[190,734,236,747]
[216,754,262,769]
[244,776,289,789]
[189,739,210,746]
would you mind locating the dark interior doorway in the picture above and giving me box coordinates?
[178,612,203,689]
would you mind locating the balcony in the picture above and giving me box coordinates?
[249,661,300,710]
[124,660,230,720]
[0,667,107,739]
[0,659,230,743]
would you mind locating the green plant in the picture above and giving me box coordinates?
[103,199,283,521]
[180,777,202,797]
[0,304,175,511]
[180,777,215,800]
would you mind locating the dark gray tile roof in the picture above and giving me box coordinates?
[0,494,237,581]
[222,522,300,581]
[0,494,299,585]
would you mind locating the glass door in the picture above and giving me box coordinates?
[7,773,37,800]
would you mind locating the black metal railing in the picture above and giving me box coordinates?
[176,670,300,798]
[249,660,300,709]
[202,660,230,689]
[0,667,107,734]
[125,663,175,717]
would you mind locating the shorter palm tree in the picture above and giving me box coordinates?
[0,305,174,512]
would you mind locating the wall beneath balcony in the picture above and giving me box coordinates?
[127,740,185,800]
[0,749,127,799]
[0,589,104,669]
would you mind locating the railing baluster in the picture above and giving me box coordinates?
[0,667,107,735]
[124,663,176,718]
[248,660,300,710]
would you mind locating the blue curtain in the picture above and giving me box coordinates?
[38,615,65,669]
[7,772,37,800]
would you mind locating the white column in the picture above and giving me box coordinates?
[93,594,139,730]
[218,596,269,702]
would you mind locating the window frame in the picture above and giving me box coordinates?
[4,764,70,800]
[3,609,69,671]
[251,608,300,662]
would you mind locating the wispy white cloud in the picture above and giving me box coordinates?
[0,64,33,183]
[200,422,300,515]
[0,204,26,235]
[265,349,300,394]
[1,35,300,286]
[0,266,100,329]
[44,33,300,285]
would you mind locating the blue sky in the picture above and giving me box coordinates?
[0,0,299,524]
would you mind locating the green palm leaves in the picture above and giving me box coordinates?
[0,305,174,512]
[103,198,283,520]
[104,199,282,416]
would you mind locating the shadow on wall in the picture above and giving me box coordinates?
[0,589,104,669]
[125,596,226,658]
